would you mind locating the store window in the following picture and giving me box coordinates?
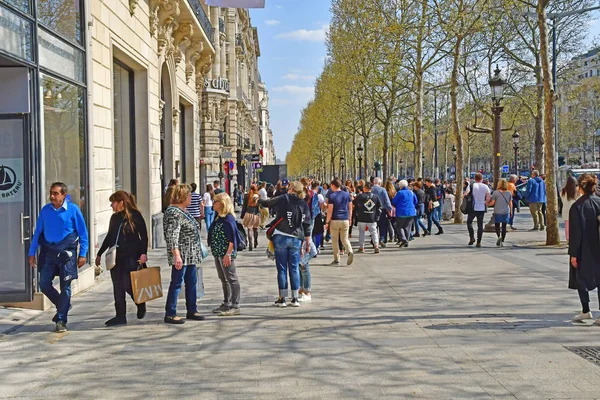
[113,60,135,193]
[37,0,82,44]
[0,4,33,61]
[38,28,84,83]
[179,104,186,182]
[40,73,87,218]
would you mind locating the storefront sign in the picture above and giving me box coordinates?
[204,77,230,92]
[0,159,23,203]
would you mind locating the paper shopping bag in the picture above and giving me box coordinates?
[130,266,163,304]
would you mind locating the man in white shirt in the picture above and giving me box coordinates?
[258,181,269,229]
[464,172,491,247]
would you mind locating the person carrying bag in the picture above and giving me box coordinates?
[96,191,149,327]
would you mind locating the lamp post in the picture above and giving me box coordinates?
[489,66,507,189]
[451,144,457,180]
[422,154,426,177]
[512,131,520,175]
[399,158,404,179]
[340,156,346,180]
[357,145,364,180]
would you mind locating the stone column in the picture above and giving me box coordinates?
[210,7,220,80]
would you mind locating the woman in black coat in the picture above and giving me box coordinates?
[569,174,600,323]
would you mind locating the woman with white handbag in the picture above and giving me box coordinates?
[96,191,148,327]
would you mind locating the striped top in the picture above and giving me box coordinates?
[187,192,202,217]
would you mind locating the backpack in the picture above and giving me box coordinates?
[460,182,475,215]
[310,191,321,219]
[235,221,247,251]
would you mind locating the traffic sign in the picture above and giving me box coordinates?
[251,154,260,162]
[502,165,509,173]
[253,162,262,169]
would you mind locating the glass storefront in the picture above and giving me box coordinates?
[40,73,87,218]
[113,60,135,193]
[0,0,88,302]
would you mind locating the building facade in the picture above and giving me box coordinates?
[200,7,273,193]
[0,0,219,306]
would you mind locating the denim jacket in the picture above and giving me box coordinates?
[39,232,80,282]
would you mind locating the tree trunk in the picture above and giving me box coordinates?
[451,38,464,224]
[363,135,368,181]
[537,1,560,246]
[535,67,545,173]
[383,119,390,179]
[414,74,424,178]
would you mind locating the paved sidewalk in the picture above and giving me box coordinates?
[1,211,600,399]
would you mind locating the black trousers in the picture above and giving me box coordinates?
[467,211,486,242]
[110,255,141,317]
[578,289,600,313]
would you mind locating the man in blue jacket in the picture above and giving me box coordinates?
[28,182,89,333]
[526,170,547,231]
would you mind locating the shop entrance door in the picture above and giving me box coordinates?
[0,115,32,302]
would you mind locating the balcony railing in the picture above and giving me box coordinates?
[235,33,245,54]
[188,0,214,45]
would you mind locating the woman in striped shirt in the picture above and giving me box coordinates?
[187,183,204,230]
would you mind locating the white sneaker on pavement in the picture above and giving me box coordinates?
[573,311,593,322]
[299,293,312,302]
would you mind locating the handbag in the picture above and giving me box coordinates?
[432,201,440,208]
[200,242,209,259]
[130,265,163,304]
[104,220,124,270]
[266,217,284,241]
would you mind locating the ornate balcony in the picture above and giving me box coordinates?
[187,0,214,45]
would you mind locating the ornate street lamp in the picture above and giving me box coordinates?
[451,144,457,179]
[489,66,507,188]
[512,131,520,175]
[340,156,346,179]
[357,145,364,179]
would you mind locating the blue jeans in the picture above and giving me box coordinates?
[414,204,428,235]
[378,212,389,243]
[427,210,442,233]
[204,206,215,230]
[273,234,302,298]
[300,222,314,292]
[165,264,198,317]
[39,258,72,323]
[435,201,443,222]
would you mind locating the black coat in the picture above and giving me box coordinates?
[568,194,600,290]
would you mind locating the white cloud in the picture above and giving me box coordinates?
[271,85,314,95]
[282,73,315,82]
[275,4,283,9]
[275,25,329,42]
[271,98,293,105]
[265,19,280,26]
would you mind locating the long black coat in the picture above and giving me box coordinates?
[568,194,600,290]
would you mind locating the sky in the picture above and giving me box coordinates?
[248,4,600,162]
[249,0,331,162]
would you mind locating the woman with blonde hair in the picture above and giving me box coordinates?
[96,191,148,326]
[241,183,261,250]
[208,193,242,316]
[259,181,311,308]
[560,176,579,242]
[163,184,205,324]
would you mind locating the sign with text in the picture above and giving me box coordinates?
[502,165,509,174]
[253,162,262,170]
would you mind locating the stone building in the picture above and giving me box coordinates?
[201,7,271,193]
[0,0,215,306]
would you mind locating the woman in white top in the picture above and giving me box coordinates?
[442,188,455,221]
[203,184,215,230]
[560,176,579,243]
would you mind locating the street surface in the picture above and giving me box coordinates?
[1,211,599,399]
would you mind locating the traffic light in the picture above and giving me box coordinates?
[558,155,565,166]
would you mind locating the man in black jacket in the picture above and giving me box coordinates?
[353,182,382,254]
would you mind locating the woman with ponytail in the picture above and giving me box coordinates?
[569,174,600,323]
[96,191,149,326]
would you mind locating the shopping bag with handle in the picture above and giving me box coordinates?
[130,265,163,304]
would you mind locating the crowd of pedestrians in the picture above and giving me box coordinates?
[27,168,600,332]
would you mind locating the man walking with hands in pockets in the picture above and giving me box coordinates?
[28,182,89,333]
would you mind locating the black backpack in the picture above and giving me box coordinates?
[460,182,475,215]
[235,221,247,251]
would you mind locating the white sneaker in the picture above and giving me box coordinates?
[299,293,312,302]
[573,311,593,322]
[594,317,600,326]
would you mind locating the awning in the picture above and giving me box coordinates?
[204,0,265,7]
